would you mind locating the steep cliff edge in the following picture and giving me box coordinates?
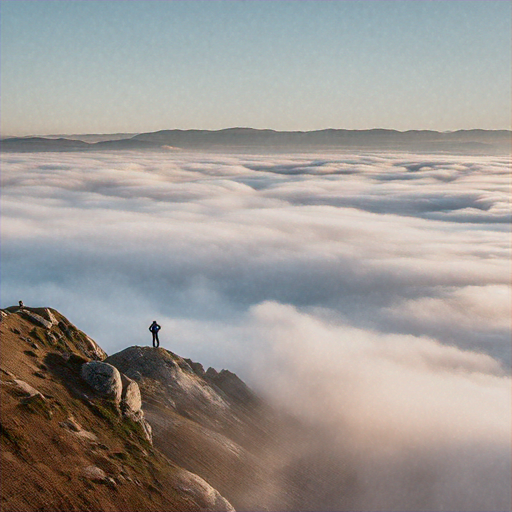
[0,306,241,512]
[1,305,346,512]
[105,346,291,510]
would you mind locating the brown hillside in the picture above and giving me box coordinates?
[1,306,357,512]
[0,306,234,512]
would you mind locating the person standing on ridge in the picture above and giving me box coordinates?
[149,321,161,348]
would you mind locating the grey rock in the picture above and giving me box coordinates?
[141,419,152,444]
[205,367,219,379]
[57,318,106,360]
[59,416,98,441]
[81,334,107,361]
[105,477,117,488]
[120,373,142,413]
[12,379,44,398]
[123,408,153,445]
[42,308,57,325]
[174,469,235,512]
[19,310,53,329]
[81,362,122,402]
[82,465,108,482]
[184,358,206,378]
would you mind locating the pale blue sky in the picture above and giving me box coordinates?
[1,0,510,136]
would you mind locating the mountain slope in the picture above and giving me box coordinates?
[0,306,238,512]
[105,346,292,510]
[1,305,362,512]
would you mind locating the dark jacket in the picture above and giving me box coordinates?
[149,322,161,333]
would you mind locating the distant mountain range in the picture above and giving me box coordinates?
[1,128,511,153]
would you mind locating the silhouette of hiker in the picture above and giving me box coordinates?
[149,321,161,348]
[18,300,24,309]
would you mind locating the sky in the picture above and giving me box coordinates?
[1,0,511,136]
[1,148,511,509]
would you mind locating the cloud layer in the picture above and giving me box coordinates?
[249,301,510,511]
[1,149,510,509]
[2,150,509,364]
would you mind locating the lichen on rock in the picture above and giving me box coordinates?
[81,361,122,403]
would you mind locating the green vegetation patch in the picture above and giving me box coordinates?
[20,394,53,420]
[88,400,121,427]
[29,327,46,346]
[88,399,152,452]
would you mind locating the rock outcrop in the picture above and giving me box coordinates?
[81,361,123,402]
[174,470,236,512]
[205,368,258,406]
[120,373,142,413]
[19,309,54,329]
[105,347,231,428]
[2,306,107,360]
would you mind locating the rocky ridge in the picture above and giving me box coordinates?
[0,306,246,511]
[1,304,338,512]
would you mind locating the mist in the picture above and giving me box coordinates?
[249,302,510,511]
[1,149,510,510]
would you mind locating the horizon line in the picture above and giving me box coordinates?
[3,126,512,139]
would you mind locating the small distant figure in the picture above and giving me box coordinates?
[18,300,24,309]
[149,321,161,348]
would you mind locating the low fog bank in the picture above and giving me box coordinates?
[245,302,511,511]
[1,150,510,366]
[1,149,510,509]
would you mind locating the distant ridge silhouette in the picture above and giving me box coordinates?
[2,128,510,153]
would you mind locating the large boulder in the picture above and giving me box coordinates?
[120,373,142,413]
[81,362,122,402]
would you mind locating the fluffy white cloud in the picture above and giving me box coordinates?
[1,150,510,362]
[248,302,510,511]
[1,149,510,510]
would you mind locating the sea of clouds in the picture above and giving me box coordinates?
[1,149,510,510]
